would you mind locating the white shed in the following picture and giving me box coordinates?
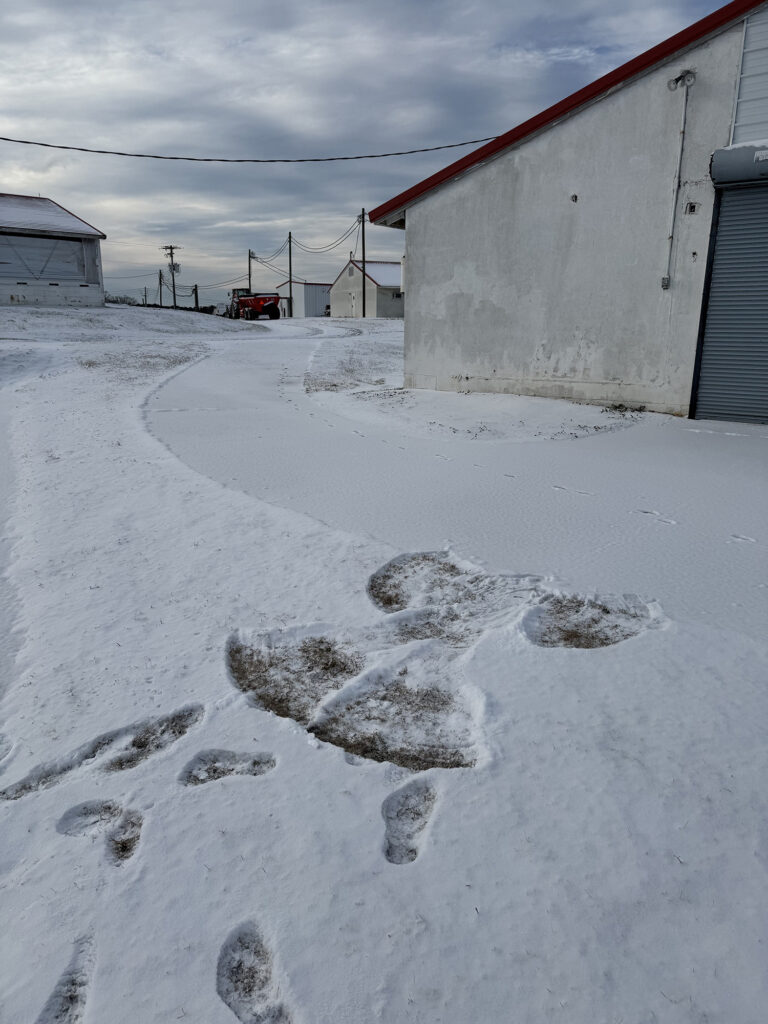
[329,260,403,318]
[371,0,768,423]
[276,281,331,318]
[0,193,106,307]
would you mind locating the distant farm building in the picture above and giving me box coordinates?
[329,260,403,318]
[0,193,106,307]
[370,0,768,423]
[277,281,331,318]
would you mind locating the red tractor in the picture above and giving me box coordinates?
[227,288,281,320]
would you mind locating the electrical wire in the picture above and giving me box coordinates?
[258,259,307,283]
[103,271,160,279]
[292,219,359,253]
[197,273,249,290]
[256,237,289,262]
[0,134,498,163]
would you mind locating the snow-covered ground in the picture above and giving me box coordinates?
[0,306,766,1024]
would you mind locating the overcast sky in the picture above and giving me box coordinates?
[0,0,722,304]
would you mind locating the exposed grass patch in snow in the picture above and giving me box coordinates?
[310,668,476,771]
[522,593,659,648]
[227,633,364,724]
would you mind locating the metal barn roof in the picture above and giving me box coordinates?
[0,193,106,238]
[370,0,768,227]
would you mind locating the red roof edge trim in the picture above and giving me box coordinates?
[369,0,762,225]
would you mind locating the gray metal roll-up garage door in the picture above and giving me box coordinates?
[694,186,768,423]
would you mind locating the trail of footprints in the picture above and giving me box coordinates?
[14,551,661,1022]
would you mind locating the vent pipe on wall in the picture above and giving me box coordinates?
[662,69,697,290]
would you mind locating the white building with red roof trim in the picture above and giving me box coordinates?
[370,0,768,422]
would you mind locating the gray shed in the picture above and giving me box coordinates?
[277,281,331,318]
[0,193,106,307]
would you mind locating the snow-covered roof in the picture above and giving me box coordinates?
[355,260,402,288]
[0,193,106,238]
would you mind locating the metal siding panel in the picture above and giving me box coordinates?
[0,234,85,281]
[733,10,768,142]
[695,187,768,421]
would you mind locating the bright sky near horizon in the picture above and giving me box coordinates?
[0,0,726,301]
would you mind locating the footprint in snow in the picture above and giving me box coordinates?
[56,800,144,864]
[0,732,12,774]
[382,778,438,864]
[217,922,292,1024]
[34,935,95,1024]
[178,749,276,786]
[0,703,204,802]
[631,508,677,525]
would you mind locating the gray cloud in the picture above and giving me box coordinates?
[0,0,722,299]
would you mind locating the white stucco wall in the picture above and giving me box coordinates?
[329,266,380,317]
[402,24,745,414]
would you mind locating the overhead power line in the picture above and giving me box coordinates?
[292,219,359,253]
[0,134,498,163]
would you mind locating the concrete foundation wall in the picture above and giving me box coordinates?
[0,282,104,307]
[403,26,744,414]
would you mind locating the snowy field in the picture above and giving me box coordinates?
[0,306,766,1024]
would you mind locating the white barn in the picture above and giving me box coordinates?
[370,0,768,423]
[329,260,404,318]
[0,193,106,307]
[277,281,331,318]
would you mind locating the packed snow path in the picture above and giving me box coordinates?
[147,317,766,636]
[0,307,767,1024]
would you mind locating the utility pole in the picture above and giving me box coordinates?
[161,244,181,309]
[361,208,366,319]
[193,284,199,311]
[248,249,254,293]
[158,270,163,308]
[143,286,147,306]
[288,232,293,318]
